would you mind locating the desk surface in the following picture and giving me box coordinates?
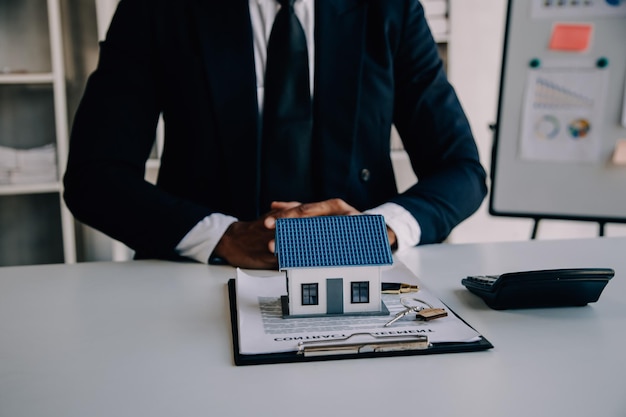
[1,237,624,417]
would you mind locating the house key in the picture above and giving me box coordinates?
[383,297,435,327]
[384,306,420,327]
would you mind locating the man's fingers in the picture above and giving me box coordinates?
[264,201,301,229]
[270,201,301,211]
[277,198,360,219]
[212,220,279,269]
[264,199,361,229]
[268,239,275,254]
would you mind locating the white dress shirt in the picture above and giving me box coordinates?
[176,0,421,263]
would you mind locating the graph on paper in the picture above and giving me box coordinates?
[520,68,608,162]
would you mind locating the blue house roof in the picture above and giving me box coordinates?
[274,215,393,270]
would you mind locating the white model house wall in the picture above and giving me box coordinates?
[286,265,382,316]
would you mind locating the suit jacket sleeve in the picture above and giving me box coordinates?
[388,1,487,244]
[63,0,211,260]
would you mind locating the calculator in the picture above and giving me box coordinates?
[461,268,614,310]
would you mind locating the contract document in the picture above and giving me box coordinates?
[234,262,483,356]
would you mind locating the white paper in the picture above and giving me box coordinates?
[519,67,608,163]
[235,263,481,355]
[0,144,58,185]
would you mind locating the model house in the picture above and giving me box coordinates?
[275,215,393,317]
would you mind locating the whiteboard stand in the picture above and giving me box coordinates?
[489,0,626,236]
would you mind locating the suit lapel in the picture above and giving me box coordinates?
[189,0,368,213]
[191,0,261,218]
[314,0,367,198]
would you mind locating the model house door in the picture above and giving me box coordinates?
[326,278,343,314]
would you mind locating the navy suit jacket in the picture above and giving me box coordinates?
[64,0,487,260]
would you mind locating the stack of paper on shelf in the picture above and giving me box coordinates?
[0,144,58,185]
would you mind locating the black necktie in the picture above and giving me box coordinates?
[260,0,313,211]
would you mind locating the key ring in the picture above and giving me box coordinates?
[400,297,434,311]
[403,297,448,322]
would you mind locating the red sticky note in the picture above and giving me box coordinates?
[549,23,593,52]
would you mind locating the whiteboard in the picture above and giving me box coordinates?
[489,0,626,224]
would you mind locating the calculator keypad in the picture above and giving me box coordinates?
[467,275,500,286]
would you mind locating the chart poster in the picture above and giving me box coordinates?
[519,67,609,163]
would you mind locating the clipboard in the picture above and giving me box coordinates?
[228,279,493,366]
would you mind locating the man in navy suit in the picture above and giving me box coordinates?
[64,0,487,269]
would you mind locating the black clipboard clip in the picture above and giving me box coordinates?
[297,333,430,358]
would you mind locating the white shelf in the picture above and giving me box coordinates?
[0,0,76,265]
[0,73,55,84]
[0,182,61,195]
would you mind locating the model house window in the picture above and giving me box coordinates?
[301,283,319,305]
[351,281,369,303]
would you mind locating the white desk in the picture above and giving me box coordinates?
[1,237,624,417]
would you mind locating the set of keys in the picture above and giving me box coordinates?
[384,297,448,327]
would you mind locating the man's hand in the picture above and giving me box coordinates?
[265,199,398,251]
[265,199,360,250]
[211,202,302,270]
[264,198,360,227]
[212,198,398,270]
[211,217,279,270]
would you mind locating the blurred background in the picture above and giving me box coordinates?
[1,0,624,266]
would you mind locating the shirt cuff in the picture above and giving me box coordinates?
[176,213,238,264]
[364,202,421,251]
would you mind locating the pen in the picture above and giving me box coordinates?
[381,282,419,294]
